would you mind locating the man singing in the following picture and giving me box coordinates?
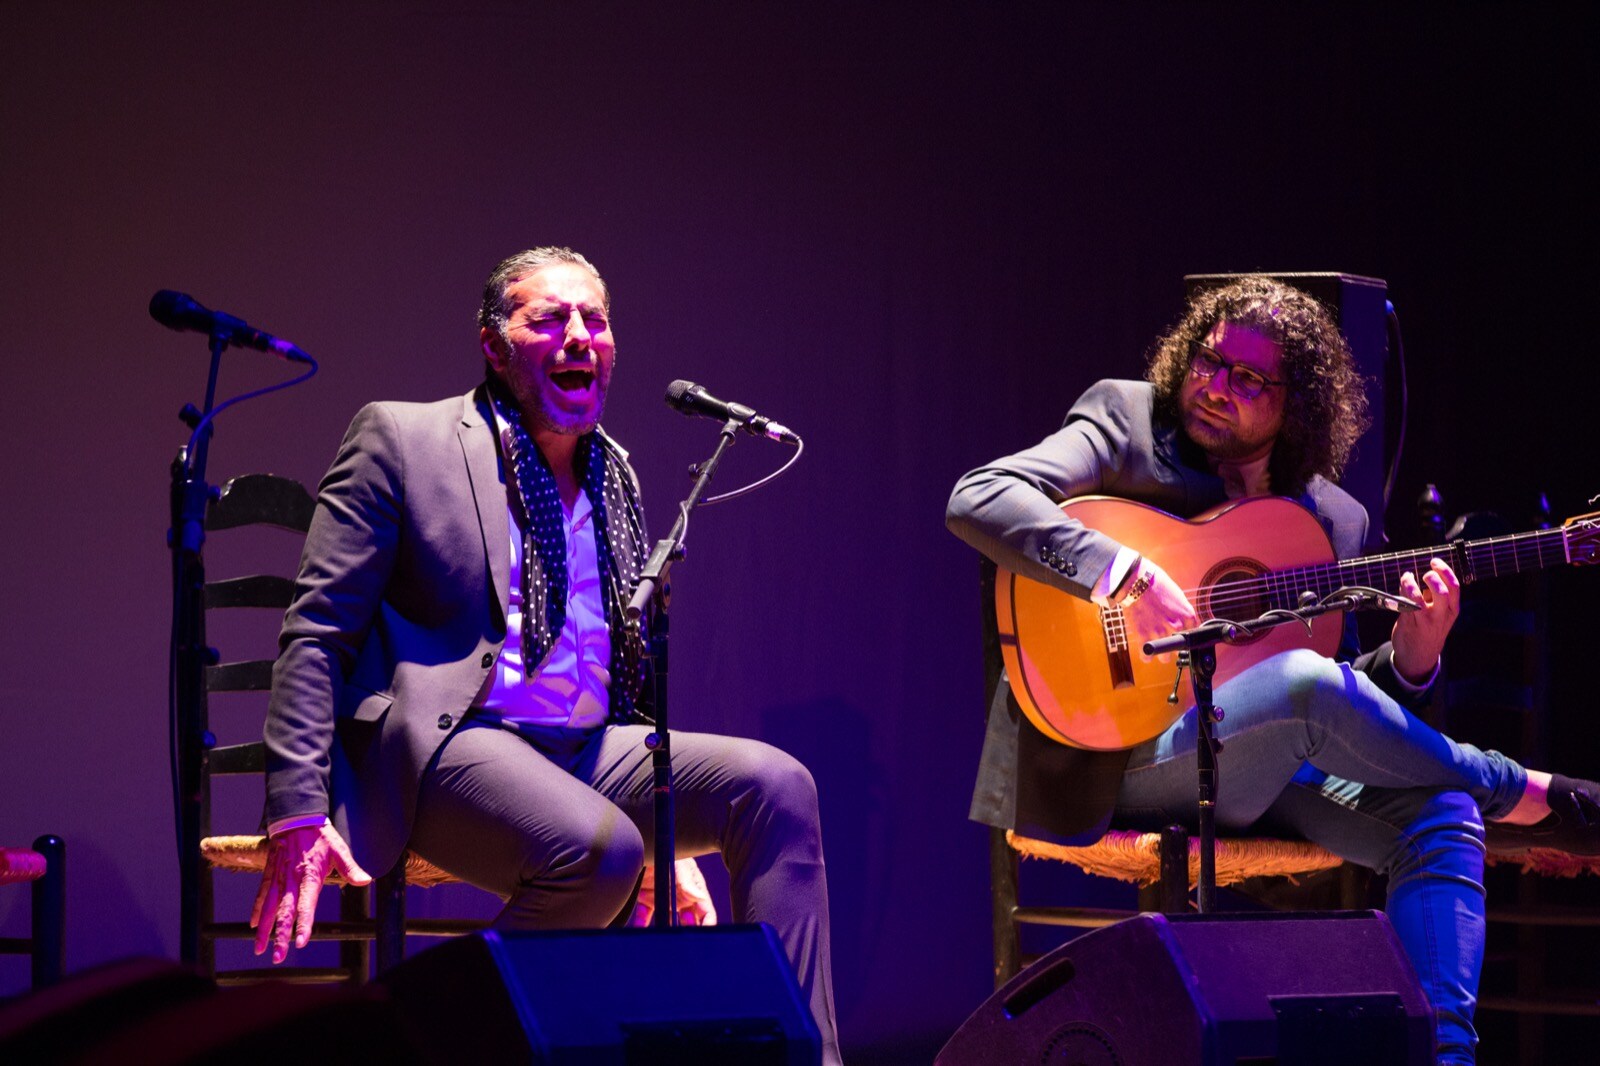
[946,275,1600,1063]
[252,246,840,1063]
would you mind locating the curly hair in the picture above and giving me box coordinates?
[1146,276,1370,493]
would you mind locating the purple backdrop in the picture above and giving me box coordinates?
[3,3,1596,1058]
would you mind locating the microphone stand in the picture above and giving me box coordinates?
[166,320,317,966]
[625,416,745,927]
[170,332,227,966]
[1144,589,1411,914]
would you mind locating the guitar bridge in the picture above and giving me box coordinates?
[1099,606,1136,690]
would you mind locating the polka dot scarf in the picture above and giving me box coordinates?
[487,381,651,719]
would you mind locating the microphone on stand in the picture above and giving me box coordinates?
[664,380,800,445]
[149,290,312,363]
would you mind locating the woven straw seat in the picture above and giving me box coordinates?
[1486,848,1600,879]
[1008,829,1600,886]
[1008,829,1343,888]
[201,835,463,889]
[0,846,47,886]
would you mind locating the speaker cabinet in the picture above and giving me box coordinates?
[937,911,1433,1065]
[379,924,821,1065]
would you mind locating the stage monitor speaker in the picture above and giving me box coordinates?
[937,911,1433,1066]
[1185,271,1391,553]
[379,924,821,1066]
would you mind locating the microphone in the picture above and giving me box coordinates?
[1325,586,1421,614]
[664,380,800,445]
[149,290,312,363]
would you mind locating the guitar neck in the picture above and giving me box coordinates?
[1277,526,1573,600]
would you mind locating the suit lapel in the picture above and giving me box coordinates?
[458,386,511,624]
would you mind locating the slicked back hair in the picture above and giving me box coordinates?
[1146,276,1370,494]
[476,246,610,339]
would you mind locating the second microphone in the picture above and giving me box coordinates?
[664,380,800,445]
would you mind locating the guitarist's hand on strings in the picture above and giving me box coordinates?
[1391,557,1460,685]
[1116,557,1198,660]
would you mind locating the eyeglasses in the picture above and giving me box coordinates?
[1188,342,1284,401]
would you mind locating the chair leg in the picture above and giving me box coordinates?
[1158,824,1190,914]
[30,834,65,989]
[1337,862,1371,909]
[373,861,407,978]
[339,875,368,984]
[988,827,1020,988]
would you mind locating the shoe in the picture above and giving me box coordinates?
[1486,776,1600,856]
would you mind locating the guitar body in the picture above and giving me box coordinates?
[997,495,1344,751]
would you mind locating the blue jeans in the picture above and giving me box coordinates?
[1114,649,1527,1065]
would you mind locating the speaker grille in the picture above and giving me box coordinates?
[1041,1022,1121,1065]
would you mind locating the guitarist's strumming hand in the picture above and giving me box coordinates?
[1117,557,1199,660]
[1391,557,1460,685]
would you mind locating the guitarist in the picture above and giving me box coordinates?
[946,275,1599,1064]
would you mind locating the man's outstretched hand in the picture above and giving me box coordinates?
[251,823,371,963]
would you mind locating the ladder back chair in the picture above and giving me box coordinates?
[977,557,1351,987]
[189,473,478,984]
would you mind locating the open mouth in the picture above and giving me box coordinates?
[550,368,595,394]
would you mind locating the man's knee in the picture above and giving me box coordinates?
[532,810,646,899]
[727,743,822,834]
[766,750,821,822]
[1266,647,1355,722]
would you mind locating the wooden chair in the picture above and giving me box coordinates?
[1426,505,1600,1058]
[991,824,1358,980]
[0,835,65,990]
[976,557,1355,986]
[188,474,479,984]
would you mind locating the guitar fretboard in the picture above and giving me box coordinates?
[1259,527,1571,608]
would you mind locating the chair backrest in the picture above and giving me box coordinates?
[189,474,316,976]
[200,474,315,769]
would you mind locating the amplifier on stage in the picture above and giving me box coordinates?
[938,910,1434,1066]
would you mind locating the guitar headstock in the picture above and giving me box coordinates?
[1563,511,1600,565]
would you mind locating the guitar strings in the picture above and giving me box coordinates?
[1123,525,1575,620]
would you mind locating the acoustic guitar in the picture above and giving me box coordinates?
[996,495,1600,751]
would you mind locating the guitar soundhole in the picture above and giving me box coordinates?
[1197,557,1271,645]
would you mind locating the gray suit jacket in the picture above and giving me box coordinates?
[946,380,1419,843]
[264,385,523,876]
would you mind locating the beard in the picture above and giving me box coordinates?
[496,334,611,437]
[529,390,605,437]
[1180,403,1276,462]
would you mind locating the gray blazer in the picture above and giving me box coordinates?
[264,386,519,876]
[946,380,1417,843]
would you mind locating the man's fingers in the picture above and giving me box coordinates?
[325,830,373,886]
[1430,557,1460,587]
[250,860,273,930]
[253,878,281,955]
[295,863,327,950]
[272,890,297,964]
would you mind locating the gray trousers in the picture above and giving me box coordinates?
[407,719,841,1065]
